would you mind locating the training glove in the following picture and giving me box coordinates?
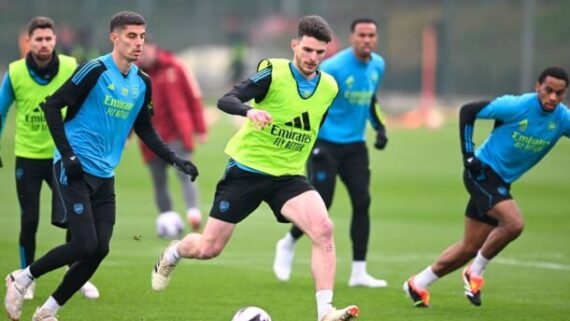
[374,128,388,150]
[62,152,84,179]
[172,157,199,181]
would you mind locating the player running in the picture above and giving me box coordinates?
[404,66,570,308]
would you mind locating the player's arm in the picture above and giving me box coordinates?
[0,73,16,168]
[42,60,105,178]
[217,61,273,129]
[459,100,490,169]
[369,94,388,150]
[134,74,198,181]
[0,73,15,139]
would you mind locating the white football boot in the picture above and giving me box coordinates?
[151,240,180,291]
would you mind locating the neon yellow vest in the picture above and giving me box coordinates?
[225,59,338,176]
[8,54,76,158]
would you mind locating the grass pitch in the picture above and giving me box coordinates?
[0,110,569,321]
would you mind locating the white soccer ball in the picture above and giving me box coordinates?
[231,306,272,321]
[156,211,184,239]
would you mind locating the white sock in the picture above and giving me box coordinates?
[165,243,181,264]
[14,267,34,289]
[281,233,296,248]
[316,290,333,321]
[470,251,489,276]
[41,296,61,313]
[351,261,366,277]
[414,266,439,290]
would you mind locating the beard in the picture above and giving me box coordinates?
[33,51,52,62]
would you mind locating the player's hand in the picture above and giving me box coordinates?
[246,109,273,130]
[62,152,84,179]
[172,157,198,181]
[464,154,484,172]
[374,128,388,150]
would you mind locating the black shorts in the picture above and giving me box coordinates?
[209,164,315,224]
[463,165,512,226]
[51,160,116,228]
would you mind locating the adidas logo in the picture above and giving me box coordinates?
[285,112,311,131]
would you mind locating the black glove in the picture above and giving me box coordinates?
[0,155,3,168]
[374,128,388,150]
[172,157,199,181]
[62,152,84,179]
[464,154,484,172]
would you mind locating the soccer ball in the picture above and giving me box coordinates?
[231,306,272,321]
[156,211,184,239]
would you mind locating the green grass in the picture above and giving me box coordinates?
[1,111,569,321]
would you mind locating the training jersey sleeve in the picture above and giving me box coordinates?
[369,95,386,131]
[133,72,176,164]
[476,95,522,122]
[217,64,272,116]
[42,60,105,155]
[459,100,490,157]
[0,73,15,138]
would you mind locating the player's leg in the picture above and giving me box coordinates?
[5,217,97,321]
[459,199,523,306]
[279,190,337,320]
[149,156,172,213]
[477,199,524,261]
[33,220,113,319]
[14,158,52,300]
[459,166,516,306]
[63,228,100,300]
[275,183,356,321]
[403,212,494,307]
[15,158,45,270]
[151,164,265,291]
[171,145,201,231]
[35,176,115,317]
[274,141,338,281]
[280,189,359,321]
[338,143,386,288]
[149,157,186,238]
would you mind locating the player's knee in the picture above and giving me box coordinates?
[73,240,98,259]
[311,216,334,243]
[94,243,110,259]
[354,193,371,211]
[196,246,222,260]
[505,219,524,239]
[192,240,224,260]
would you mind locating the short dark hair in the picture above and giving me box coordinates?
[297,15,332,43]
[538,66,569,88]
[27,16,55,36]
[109,11,146,32]
[350,18,378,33]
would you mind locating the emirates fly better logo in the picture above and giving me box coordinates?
[270,112,312,152]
